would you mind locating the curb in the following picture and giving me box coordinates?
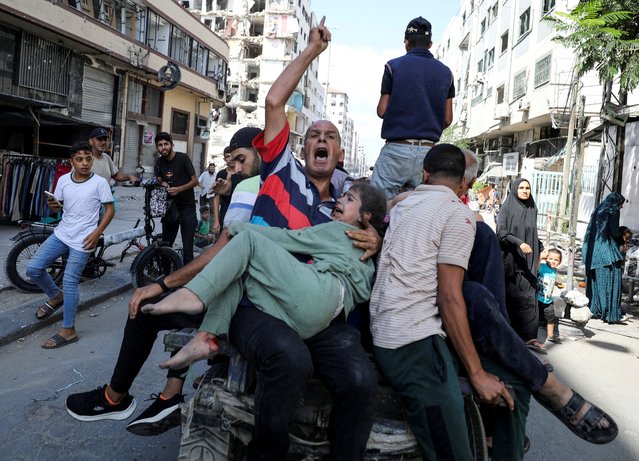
[0,267,132,348]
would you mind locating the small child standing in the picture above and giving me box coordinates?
[538,248,563,344]
[194,205,214,248]
[29,141,114,349]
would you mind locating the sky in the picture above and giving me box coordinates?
[311,1,461,169]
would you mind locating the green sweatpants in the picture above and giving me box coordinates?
[374,335,473,461]
[185,229,342,339]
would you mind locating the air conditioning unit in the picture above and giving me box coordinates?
[518,98,530,111]
[493,104,511,120]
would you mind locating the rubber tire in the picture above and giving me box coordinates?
[464,395,489,461]
[131,245,183,289]
[4,233,65,293]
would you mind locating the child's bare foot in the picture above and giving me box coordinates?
[140,288,204,315]
[160,331,219,370]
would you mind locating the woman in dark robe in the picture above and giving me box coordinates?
[582,192,626,323]
[497,178,545,353]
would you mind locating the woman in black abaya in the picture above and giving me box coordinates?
[497,178,545,353]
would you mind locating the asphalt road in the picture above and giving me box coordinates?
[1,286,638,460]
[0,290,208,461]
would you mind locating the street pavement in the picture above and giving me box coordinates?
[1,192,638,459]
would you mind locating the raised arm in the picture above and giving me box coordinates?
[263,17,331,144]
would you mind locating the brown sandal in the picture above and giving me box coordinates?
[36,300,63,320]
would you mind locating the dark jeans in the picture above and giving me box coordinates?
[110,310,204,394]
[162,204,197,264]
[463,281,548,391]
[229,305,377,461]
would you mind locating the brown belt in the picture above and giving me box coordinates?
[387,139,435,147]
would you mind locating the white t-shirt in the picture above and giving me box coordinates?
[53,172,114,252]
[198,170,217,198]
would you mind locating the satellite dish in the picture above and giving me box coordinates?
[158,62,181,91]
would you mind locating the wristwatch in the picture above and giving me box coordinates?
[156,275,169,293]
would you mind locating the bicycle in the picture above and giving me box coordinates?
[4,182,183,292]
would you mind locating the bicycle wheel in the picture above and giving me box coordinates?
[5,233,65,293]
[464,395,489,461]
[131,245,183,289]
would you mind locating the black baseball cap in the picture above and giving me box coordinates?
[405,17,432,39]
[89,127,110,139]
[228,127,262,151]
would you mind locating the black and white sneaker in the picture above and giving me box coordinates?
[125,393,184,436]
[66,385,137,421]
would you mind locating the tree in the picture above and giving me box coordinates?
[545,0,639,94]
[545,0,639,199]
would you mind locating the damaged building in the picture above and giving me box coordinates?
[183,0,326,160]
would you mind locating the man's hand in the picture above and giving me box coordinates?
[166,185,181,196]
[82,229,101,251]
[212,178,231,196]
[309,16,331,51]
[46,197,62,212]
[129,284,163,319]
[469,369,515,410]
[345,223,382,261]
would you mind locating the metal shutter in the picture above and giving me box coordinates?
[82,66,115,125]
[123,120,140,176]
[192,142,204,175]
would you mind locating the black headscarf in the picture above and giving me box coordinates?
[496,178,539,282]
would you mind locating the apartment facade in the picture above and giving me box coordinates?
[326,89,356,172]
[436,0,611,235]
[0,0,228,175]
[186,0,324,159]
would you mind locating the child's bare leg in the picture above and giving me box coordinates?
[140,288,204,315]
[160,331,219,370]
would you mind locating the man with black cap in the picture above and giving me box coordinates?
[88,127,138,186]
[371,16,455,200]
[222,126,263,226]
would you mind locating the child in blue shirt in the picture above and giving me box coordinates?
[538,248,563,344]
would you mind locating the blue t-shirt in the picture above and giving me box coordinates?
[537,262,557,304]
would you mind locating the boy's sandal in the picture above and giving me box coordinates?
[534,390,618,444]
[35,301,63,320]
[41,334,78,349]
[526,339,548,355]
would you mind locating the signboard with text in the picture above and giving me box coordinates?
[502,152,519,176]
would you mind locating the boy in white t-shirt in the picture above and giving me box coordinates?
[29,141,115,349]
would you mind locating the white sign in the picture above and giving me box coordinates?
[502,152,519,176]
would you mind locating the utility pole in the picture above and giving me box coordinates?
[566,95,586,291]
[558,73,580,233]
